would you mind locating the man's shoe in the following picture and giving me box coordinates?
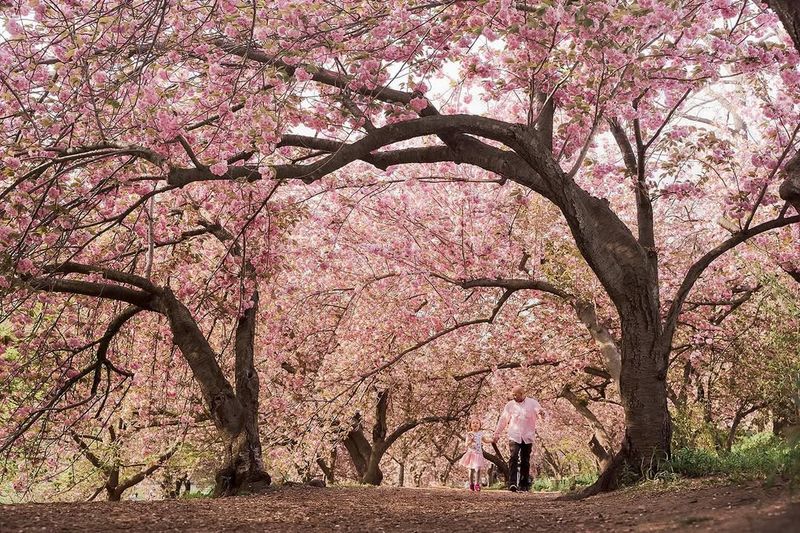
[469,482,475,491]
[509,484,518,492]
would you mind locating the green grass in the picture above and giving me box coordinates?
[531,473,597,492]
[667,433,800,484]
[180,488,214,500]
[480,473,596,492]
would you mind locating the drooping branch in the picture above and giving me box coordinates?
[433,274,571,299]
[782,266,800,284]
[214,38,420,108]
[69,430,111,475]
[381,414,461,453]
[358,286,517,381]
[166,114,537,188]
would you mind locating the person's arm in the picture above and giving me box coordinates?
[536,399,547,421]
[464,432,472,450]
[480,431,493,444]
[493,403,510,442]
[531,398,547,420]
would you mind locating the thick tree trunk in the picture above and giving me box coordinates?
[106,467,121,502]
[158,288,268,496]
[362,449,385,485]
[214,291,270,496]
[619,333,671,470]
[343,422,371,480]
[159,288,244,439]
[582,316,671,496]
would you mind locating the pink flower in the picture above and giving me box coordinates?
[409,97,428,112]
[210,161,229,176]
[295,68,313,82]
[16,258,34,274]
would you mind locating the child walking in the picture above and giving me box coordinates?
[460,417,491,491]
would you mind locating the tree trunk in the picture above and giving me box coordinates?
[159,289,244,439]
[158,288,267,497]
[414,467,425,487]
[485,443,510,481]
[773,400,800,438]
[588,435,613,471]
[398,461,405,487]
[317,449,337,485]
[218,290,270,495]
[583,316,671,496]
[362,450,385,485]
[343,422,371,480]
[106,466,121,502]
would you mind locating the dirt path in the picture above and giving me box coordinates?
[1,480,797,532]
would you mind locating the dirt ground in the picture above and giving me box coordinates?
[1,479,797,532]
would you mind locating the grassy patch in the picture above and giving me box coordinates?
[667,433,800,484]
[180,489,214,500]
[531,473,597,492]
[480,475,597,492]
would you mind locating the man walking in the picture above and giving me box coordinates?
[492,385,547,492]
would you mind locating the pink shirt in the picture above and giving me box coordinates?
[494,397,544,444]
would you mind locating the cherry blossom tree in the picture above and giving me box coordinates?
[2,0,800,497]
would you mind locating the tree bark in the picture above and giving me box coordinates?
[216,290,271,496]
[581,314,670,496]
[362,450,385,485]
[317,449,336,485]
[772,399,800,437]
[484,443,510,481]
[343,389,460,485]
[22,252,268,498]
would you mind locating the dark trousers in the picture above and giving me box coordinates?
[508,440,533,489]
